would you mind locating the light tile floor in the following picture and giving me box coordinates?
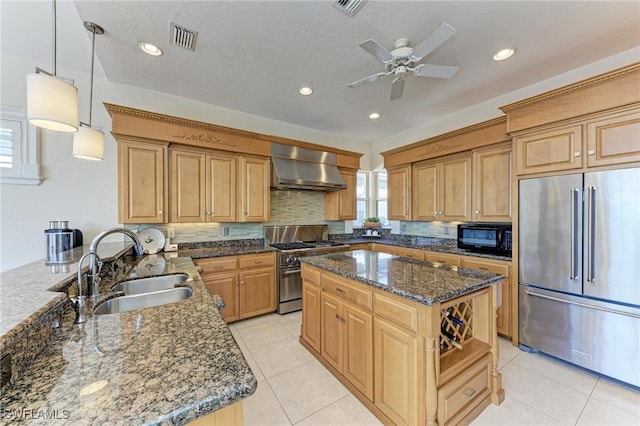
[229,312,640,426]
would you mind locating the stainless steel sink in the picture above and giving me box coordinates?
[111,273,189,295]
[93,287,193,315]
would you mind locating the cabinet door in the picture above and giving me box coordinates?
[207,154,237,222]
[388,166,411,220]
[325,169,357,220]
[473,145,512,222]
[118,140,167,223]
[302,282,321,352]
[321,291,343,371]
[425,251,461,267]
[412,161,438,221]
[201,271,239,322]
[440,155,472,221]
[515,125,583,175]
[374,318,418,426]
[343,303,373,401]
[238,266,275,318]
[586,109,640,168]
[239,156,270,222]
[170,149,206,223]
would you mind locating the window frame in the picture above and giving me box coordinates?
[0,105,42,185]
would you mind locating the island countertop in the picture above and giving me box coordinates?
[1,256,257,425]
[301,250,504,305]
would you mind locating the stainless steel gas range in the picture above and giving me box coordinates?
[265,225,350,314]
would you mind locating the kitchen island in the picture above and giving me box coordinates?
[300,250,505,425]
[0,255,256,425]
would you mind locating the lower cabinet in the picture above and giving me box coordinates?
[321,291,374,400]
[196,253,275,322]
[373,317,418,425]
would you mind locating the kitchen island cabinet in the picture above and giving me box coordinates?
[300,250,505,425]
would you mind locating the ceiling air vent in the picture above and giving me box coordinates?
[170,22,198,51]
[333,0,367,17]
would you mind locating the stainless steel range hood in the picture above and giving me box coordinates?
[271,143,346,191]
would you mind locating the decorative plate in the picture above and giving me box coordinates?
[138,227,166,254]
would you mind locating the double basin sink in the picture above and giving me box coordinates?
[93,273,193,315]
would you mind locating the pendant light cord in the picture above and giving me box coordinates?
[89,27,96,127]
[52,0,57,76]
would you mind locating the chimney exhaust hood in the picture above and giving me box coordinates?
[271,143,347,191]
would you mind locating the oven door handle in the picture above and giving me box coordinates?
[280,268,301,275]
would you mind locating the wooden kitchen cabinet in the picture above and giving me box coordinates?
[196,253,275,322]
[395,246,425,261]
[170,148,237,223]
[387,165,412,220]
[472,144,512,222]
[320,291,374,400]
[118,139,168,223]
[325,168,357,220]
[370,243,397,255]
[425,251,461,267]
[412,154,472,222]
[586,108,640,168]
[302,281,322,352]
[461,257,511,337]
[239,155,270,222]
[514,124,583,175]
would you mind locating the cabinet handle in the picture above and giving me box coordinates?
[463,388,477,398]
[158,211,163,215]
[574,152,581,157]
[240,281,244,285]
[254,261,263,264]
[213,265,224,269]
[588,150,595,156]
[335,288,346,294]
[478,267,489,271]
[475,210,480,215]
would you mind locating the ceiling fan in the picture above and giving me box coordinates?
[348,23,459,101]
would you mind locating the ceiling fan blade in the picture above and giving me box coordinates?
[414,64,459,79]
[410,23,456,62]
[347,72,387,88]
[390,77,405,101]
[359,39,395,63]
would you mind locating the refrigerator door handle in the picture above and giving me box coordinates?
[524,289,640,319]
[586,186,596,283]
[570,188,580,280]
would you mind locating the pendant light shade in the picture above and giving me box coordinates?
[26,0,79,133]
[73,126,104,160]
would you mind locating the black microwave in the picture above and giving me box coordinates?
[457,224,512,257]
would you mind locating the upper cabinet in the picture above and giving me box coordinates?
[514,125,583,175]
[472,143,512,222]
[412,154,472,222]
[118,138,167,224]
[325,168,357,220]
[239,155,270,222]
[387,166,411,221]
[586,108,640,168]
[170,148,236,223]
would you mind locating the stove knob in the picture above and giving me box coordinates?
[285,257,293,265]
[294,257,300,262]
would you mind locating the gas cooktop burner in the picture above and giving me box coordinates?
[269,242,315,250]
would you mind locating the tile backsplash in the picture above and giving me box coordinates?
[400,221,459,238]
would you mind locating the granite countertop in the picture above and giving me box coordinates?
[301,250,504,305]
[177,244,276,260]
[1,256,256,425]
[340,238,512,262]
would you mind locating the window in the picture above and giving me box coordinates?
[356,171,368,224]
[0,106,41,185]
[375,171,388,224]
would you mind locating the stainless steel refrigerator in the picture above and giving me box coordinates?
[519,167,640,388]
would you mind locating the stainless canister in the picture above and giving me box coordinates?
[45,221,83,273]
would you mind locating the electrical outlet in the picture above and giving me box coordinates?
[167,228,175,238]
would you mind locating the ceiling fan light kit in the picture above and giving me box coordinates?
[347,22,459,101]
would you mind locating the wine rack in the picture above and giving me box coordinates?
[439,299,474,353]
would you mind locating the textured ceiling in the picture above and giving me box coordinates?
[2,1,639,144]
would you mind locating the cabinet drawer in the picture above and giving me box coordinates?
[196,257,238,273]
[438,355,491,425]
[425,252,461,267]
[396,247,425,261]
[238,253,275,269]
[374,293,418,332]
[371,243,397,255]
[301,265,321,286]
[322,274,372,311]
[461,258,510,277]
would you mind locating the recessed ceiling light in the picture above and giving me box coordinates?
[139,42,163,56]
[299,87,313,95]
[369,112,380,119]
[493,48,515,61]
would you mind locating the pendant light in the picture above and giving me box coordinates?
[73,22,104,161]
[26,0,79,132]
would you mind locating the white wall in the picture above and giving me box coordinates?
[0,51,368,272]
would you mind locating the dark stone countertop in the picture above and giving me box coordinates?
[301,250,504,305]
[0,256,256,425]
